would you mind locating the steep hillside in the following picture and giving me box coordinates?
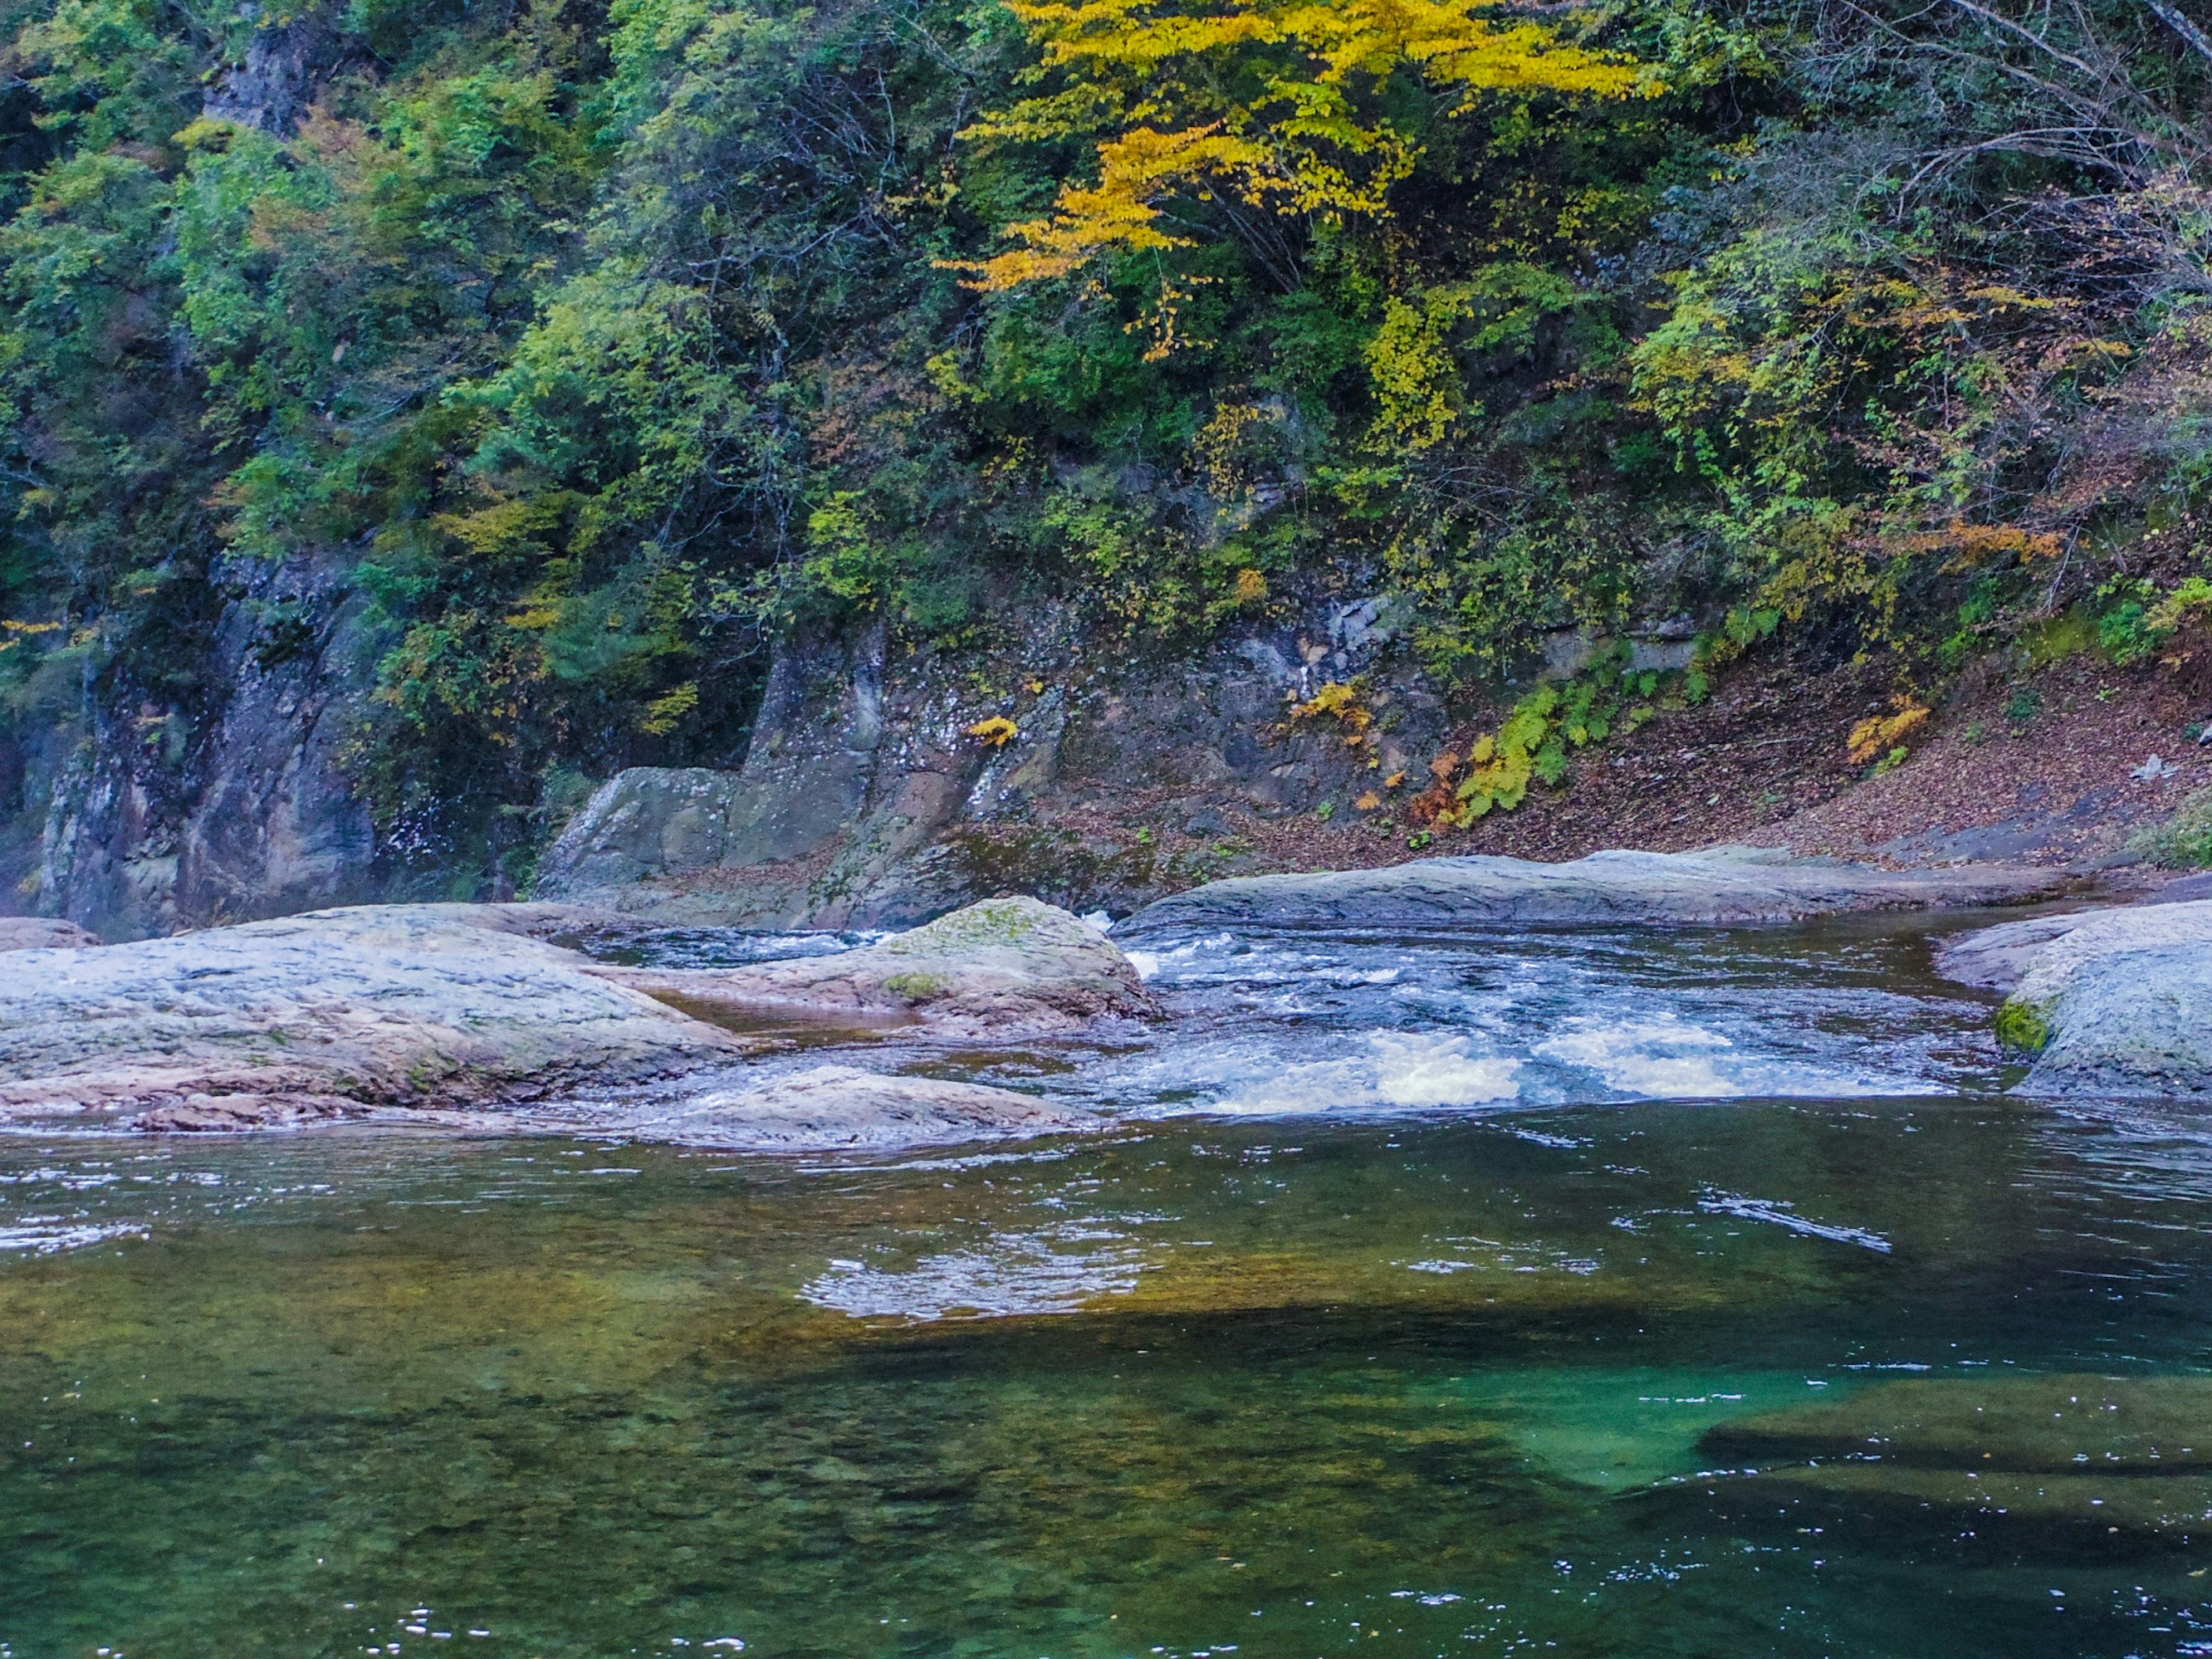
[5,0,2212,931]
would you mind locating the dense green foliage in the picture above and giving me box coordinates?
[3,0,2212,864]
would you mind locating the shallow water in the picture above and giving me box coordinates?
[8,916,2212,1656]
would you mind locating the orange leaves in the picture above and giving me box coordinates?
[1899,522,2065,567]
[1846,696,1929,767]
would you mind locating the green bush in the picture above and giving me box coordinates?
[2129,788,2212,869]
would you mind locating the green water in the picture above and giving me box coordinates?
[7,1097,2212,1656]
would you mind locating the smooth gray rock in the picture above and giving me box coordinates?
[0,916,101,951]
[1938,899,2212,998]
[1941,898,2212,1096]
[0,903,743,1121]
[2027,945,2212,1097]
[592,896,1156,1038]
[539,1064,1099,1153]
[1121,849,2076,934]
[536,627,890,911]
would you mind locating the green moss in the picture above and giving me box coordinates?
[880,971,953,1002]
[1994,998,2052,1053]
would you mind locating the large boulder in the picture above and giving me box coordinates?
[0,916,102,951]
[1121,847,2075,935]
[590,895,1156,1038]
[1938,898,2212,1096]
[0,903,745,1124]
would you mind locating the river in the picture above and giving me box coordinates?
[5,912,2212,1656]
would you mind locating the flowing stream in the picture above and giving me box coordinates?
[6,912,2212,1656]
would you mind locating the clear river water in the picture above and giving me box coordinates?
[6,912,2212,1656]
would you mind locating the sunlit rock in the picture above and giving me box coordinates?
[590,895,1156,1037]
[1122,847,2074,934]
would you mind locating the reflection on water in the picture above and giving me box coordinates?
[7,916,2212,1656]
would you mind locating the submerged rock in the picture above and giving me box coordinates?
[1695,1374,2212,1539]
[1938,899,2212,1096]
[538,1063,1099,1153]
[1121,847,2074,934]
[0,903,745,1122]
[592,894,1156,1037]
[0,916,103,950]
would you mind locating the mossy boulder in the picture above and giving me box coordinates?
[592,895,1156,1037]
[1940,899,2212,1095]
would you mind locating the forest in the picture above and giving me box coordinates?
[2,0,2210,874]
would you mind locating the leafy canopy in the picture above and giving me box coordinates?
[959,0,1649,289]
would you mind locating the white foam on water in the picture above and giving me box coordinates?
[1370,1033,1522,1108]
[1153,1029,1524,1116]
[1535,1017,1744,1097]
[0,1219,146,1255]
[1698,1190,1892,1252]
[799,1227,1153,1321]
[1532,1012,1925,1100]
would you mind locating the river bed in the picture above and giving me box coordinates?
[5,914,2212,1656]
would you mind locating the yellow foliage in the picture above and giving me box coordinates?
[0,618,62,654]
[639,681,699,736]
[1233,567,1270,605]
[1846,696,1929,766]
[1384,770,1406,789]
[956,0,1646,291]
[1356,790,1383,810]
[1289,679,1373,736]
[965,715,1021,747]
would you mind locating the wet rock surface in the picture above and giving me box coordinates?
[1940,898,2212,1096]
[1120,847,2076,934]
[532,1063,1100,1153]
[0,897,1144,1149]
[591,895,1156,1038]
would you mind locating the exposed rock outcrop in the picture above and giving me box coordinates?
[0,897,1139,1146]
[1119,847,2076,934]
[36,551,388,941]
[1938,898,2212,1096]
[0,903,744,1123]
[590,895,1156,1037]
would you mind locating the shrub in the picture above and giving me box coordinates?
[2128,787,2212,869]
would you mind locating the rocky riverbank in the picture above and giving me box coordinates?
[0,896,1148,1148]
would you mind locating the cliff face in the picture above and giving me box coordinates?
[536,598,1447,926]
[0,583,1445,937]
[23,552,389,940]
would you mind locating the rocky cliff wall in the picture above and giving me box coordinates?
[16,552,390,940]
[535,597,1451,926]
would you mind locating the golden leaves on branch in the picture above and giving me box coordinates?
[949,0,1649,294]
[1846,695,1929,767]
